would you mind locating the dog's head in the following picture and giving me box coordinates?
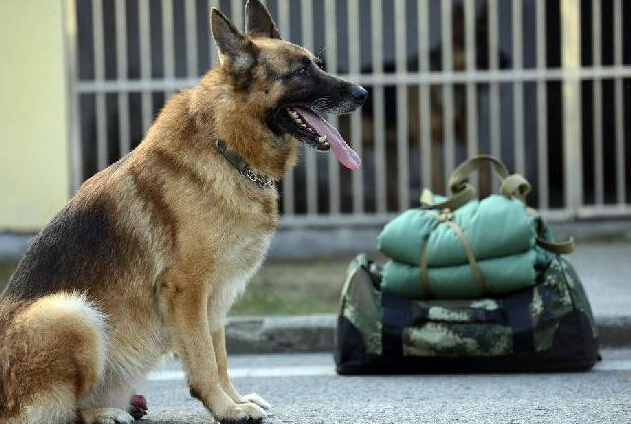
[208,0,366,170]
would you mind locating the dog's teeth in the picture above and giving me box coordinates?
[318,135,327,142]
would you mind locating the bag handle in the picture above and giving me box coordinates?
[420,185,476,211]
[449,155,509,194]
[424,155,530,210]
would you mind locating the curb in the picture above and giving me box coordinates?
[226,315,336,353]
[595,315,631,348]
[225,314,631,354]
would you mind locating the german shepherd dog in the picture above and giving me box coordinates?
[0,1,366,423]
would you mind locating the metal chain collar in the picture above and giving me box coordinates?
[244,167,275,188]
[214,139,276,189]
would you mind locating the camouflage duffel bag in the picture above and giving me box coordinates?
[335,254,600,374]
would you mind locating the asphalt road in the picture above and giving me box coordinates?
[138,350,631,424]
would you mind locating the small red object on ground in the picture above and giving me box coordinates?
[129,394,148,420]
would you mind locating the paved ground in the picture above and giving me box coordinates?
[138,351,631,424]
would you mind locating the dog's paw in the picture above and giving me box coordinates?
[78,408,136,424]
[215,402,266,424]
[240,393,271,410]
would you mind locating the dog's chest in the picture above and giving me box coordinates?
[205,215,274,328]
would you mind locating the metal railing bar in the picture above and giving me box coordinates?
[561,0,583,210]
[464,0,478,190]
[373,86,386,213]
[371,0,386,214]
[231,0,243,30]
[92,0,107,170]
[278,0,294,216]
[209,0,220,68]
[614,0,625,204]
[395,0,409,209]
[513,0,525,175]
[324,0,340,215]
[536,0,548,209]
[348,0,363,214]
[276,206,631,227]
[92,0,104,82]
[280,213,399,227]
[115,0,130,156]
[162,0,175,99]
[419,0,431,191]
[442,0,455,184]
[64,0,82,191]
[139,0,152,132]
[488,0,501,163]
[592,0,603,205]
[72,67,631,93]
[576,205,631,218]
[185,0,199,78]
[301,0,318,216]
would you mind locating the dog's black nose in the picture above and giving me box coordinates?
[349,85,368,102]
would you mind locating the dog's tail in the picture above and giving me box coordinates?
[0,292,107,424]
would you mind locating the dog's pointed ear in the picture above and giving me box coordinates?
[245,0,281,39]
[210,8,247,57]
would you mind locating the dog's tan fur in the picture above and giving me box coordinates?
[0,2,365,423]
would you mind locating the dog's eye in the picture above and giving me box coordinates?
[297,67,307,76]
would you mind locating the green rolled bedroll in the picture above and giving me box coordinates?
[382,250,546,299]
[378,194,555,299]
[378,195,538,267]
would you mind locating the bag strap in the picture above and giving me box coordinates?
[420,211,489,298]
[536,236,575,254]
[419,241,431,298]
[528,206,575,254]
[444,220,488,295]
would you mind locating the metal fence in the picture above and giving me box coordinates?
[65,0,631,227]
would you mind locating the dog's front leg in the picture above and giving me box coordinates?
[163,274,265,423]
[212,326,272,410]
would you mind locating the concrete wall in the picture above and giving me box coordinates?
[0,0,70,231]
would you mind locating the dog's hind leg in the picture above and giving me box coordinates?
[76,368,141,424]
[0,292,107,424]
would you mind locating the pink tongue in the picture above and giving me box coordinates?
[293,107,361,170]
